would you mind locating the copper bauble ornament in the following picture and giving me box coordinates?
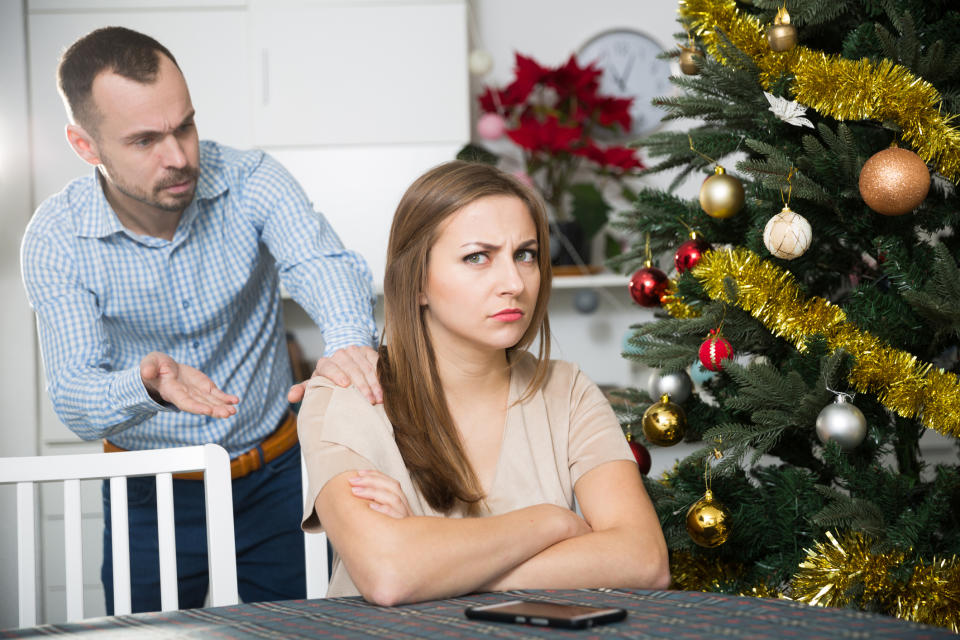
[763,205,812,260]
[699,166,745,219]
[685,489,731,547]
[674,232,712,273]
[766,7,797,52]
[641,393,686,446]
[678,45,700,75]
[628,262,670,307]
[815,394,867,450]
[858,147,931,216]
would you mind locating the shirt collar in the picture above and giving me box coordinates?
[74,141,228,240]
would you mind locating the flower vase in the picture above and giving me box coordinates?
[549,220,591,272]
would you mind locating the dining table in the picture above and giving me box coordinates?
[2,588,953,639]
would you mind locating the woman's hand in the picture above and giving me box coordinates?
[348,469,412,518]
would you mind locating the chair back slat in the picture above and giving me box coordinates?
[3,444,238,626]
[63,479,84,621]
[109,476,131,615]
[156,472,178,611]
[301,454,329,599]
[17,482,37,627]
[202,445,238,606]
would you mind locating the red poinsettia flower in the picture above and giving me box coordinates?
[573,142,644,172]
[545,54,601,102]
[588,96,634,132]
[507,114,582,153]
[479,54,549,113]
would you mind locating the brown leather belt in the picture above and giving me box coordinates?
[102,411,298,480]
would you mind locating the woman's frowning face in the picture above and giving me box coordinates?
[421,195,540,358]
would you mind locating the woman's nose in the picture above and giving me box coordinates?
[497,258,524,296]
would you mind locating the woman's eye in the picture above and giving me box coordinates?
[464,253,488,264]
[516,249,537,263]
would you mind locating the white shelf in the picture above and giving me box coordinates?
[281,273,628,300]
[551,273,628,290]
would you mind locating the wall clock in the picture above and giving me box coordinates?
[578,28,674,138]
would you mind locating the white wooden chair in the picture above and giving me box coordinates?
[0,443,238,627]
[302,454,329,598]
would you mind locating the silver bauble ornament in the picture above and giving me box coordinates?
[815,395,867,449]
[574,289,600,314]
[648,370,693,404]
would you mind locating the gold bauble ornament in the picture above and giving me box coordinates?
[685,489,731,548]
[762,205,812,260]
[679,45,700,75]
[766,7,797,52]
[699,166,745,219]
[641,393,686,446]
[858,147,931,216]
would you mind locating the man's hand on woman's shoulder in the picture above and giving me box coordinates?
[287,345,381,405]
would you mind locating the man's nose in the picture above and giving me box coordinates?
[159,135,187,168]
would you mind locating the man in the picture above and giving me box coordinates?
[20,26,381,611]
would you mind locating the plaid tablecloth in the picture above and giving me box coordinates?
[3,589,953,639]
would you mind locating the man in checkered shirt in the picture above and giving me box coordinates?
[21,26,381,612]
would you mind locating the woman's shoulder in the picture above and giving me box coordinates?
[302,376,391,433]
[512,351,584,396]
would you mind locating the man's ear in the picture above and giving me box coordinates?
[65,124,101,166]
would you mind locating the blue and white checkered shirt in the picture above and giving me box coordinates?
[21,141,377,456]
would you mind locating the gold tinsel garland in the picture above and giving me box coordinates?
[685,247,960,439]
[678,0,960,183]
[792,531,960,632]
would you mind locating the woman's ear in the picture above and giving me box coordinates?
[418,292,428,306]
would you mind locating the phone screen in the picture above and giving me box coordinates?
[465,599,627,629]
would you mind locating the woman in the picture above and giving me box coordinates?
[299,161,669,605]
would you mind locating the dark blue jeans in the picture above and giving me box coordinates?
[101,443,306,613]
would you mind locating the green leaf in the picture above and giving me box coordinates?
[455,143,498,165]
[568,182,611,241]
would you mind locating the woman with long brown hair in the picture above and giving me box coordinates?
[298,161,669,605]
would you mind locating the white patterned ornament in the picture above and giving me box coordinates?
[763,205,812,260]
[468,49,493,76]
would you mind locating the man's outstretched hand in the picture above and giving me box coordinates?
[287,345,381,405]
[140,352,239,418]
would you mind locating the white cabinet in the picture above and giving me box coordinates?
[250,0,468,147]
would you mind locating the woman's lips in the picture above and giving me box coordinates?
[492,309,524,322]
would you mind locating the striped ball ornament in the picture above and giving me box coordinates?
[698,331,733,371]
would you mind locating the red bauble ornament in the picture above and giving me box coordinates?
[629,439,652,475]
[629,264,670,307]
[698,330,733,371]
[674,235,712,273]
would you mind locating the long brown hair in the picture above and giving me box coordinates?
[379,161,552,514]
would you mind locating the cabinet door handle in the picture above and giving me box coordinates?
[261,49,270,106]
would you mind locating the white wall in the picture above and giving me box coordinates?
[0,0,42,628]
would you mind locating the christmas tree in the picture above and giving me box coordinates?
[611,0,960,630]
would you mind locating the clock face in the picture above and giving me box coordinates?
[578,29,674,137]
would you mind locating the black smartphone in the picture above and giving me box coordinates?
[464,599,627,629]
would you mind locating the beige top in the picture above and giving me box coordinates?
[298,352,634,597]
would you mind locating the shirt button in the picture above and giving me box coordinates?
[182,300,190,309]
[192,341,199,349]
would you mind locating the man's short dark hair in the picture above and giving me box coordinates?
[57,26,180,134]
